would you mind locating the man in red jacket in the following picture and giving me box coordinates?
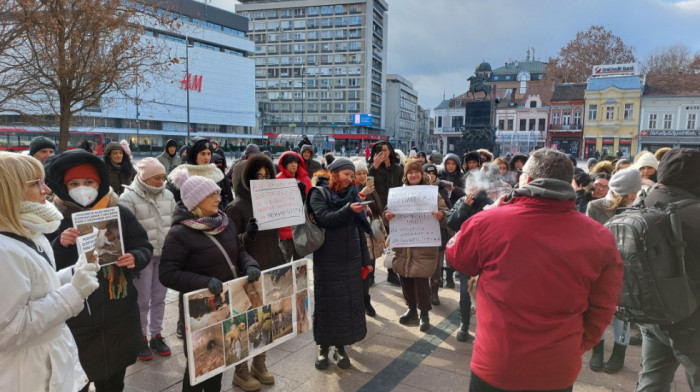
[446,148,623,391]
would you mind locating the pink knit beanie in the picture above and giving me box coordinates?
[171,168,220,210]
[136,157,165,181]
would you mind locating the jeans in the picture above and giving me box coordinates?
[636,319,700,391]
[469,371,573,392]
[133,256,168,336]
[601,316,630,345]
[459,272,472,328]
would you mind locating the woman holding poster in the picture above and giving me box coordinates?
[160,170,261,392]
[225,154,285,390]
[308,158,372,370]
[45,149,153,392]
[0,152,99,392]
[384,158,449,333]
[276,151,312,261]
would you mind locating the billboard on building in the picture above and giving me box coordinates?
[591,63,637,77]
[352,113,373,126]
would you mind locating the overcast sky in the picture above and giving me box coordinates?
[201,0,700,109]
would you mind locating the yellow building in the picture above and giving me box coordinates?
[583,75,642,158]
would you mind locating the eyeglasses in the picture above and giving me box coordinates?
[25,178,46,188]
[256,174,272,180]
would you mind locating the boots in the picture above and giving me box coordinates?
[456,323,473,342]
[419,310,430,332]
[603,343,627,374]
[364,295,376,317]
[233,362,262,392]
[430,280,441,305]
[444,267,455,288]
[399,305,418,325]
[315,345,329,370]
[387,268,401,286]
[250,353,274,385]
[589,340,605,372]
[333,345,350,369]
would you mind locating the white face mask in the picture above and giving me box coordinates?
[68,186,99,207]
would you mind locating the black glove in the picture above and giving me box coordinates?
[246,218,258,241]
[246,266,261,282]
[297,180,307,199]
[207,278,223,295]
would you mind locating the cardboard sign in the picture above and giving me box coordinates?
[251,179,305,230]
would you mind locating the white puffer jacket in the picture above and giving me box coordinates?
[119,177,176,256]
[0,232,87,392]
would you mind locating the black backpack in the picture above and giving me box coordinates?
[604,199,699,325]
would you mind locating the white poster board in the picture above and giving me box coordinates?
[72,207,124,266]
[251,179,305,231]
[183,259,312,385]
[387,186,441,248]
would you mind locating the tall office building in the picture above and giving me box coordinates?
[237,0,389,150]
[385,74,418,152]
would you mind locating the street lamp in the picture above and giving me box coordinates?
[184,37,194,144]
[301,66,305,134]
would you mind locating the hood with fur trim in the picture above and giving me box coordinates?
[235,154,276,200]
[167,163,224,188]
[45,149,111,208]
[509,154,528,171]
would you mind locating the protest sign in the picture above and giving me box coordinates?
[72,207,124,266]
[387,186,441,248]
[75,227,99,264]
[251,179,305,231]
[183,259,313,385]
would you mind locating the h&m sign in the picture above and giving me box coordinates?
[181,74,203,92]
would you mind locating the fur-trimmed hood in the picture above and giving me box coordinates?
[235,154,276,199]
[167,163,224,188]
[509,154,528,171]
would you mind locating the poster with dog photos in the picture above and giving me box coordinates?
[183,259,313,385]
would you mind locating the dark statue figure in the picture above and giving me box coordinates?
[467,75,491,100]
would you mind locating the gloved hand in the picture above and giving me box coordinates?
[246,266,261,282]
[207,278,223,295]
[297,180,307,199]
[71,254,100,299]
[246,218,258,241]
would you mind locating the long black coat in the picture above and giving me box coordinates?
[51,196,152,381]
[309,186,370,346]
[159,204,259,323]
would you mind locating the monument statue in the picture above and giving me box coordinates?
[467,75,491,100]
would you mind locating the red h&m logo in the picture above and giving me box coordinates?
[181,74,203,92]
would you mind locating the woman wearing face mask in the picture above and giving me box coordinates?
[103,142,136,196]
[0,152,99,392]
[308,158,372,371]
[119,158,177,361]
[276,151,312,261]
[45,149,153,392]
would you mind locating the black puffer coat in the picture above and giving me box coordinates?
[446,191,493,233]
[45,150,152,382]
[437,153,466,205]
[225,155,286,270]
[308,185,371,346]
[367,141,404,209]
[160,204,259,322]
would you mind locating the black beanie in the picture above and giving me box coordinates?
[280,153,300,168]
[187,137,213,164]
[29,136,56,156]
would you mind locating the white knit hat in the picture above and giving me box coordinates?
[635,152,659,170]
[351,157,368,173]
[171,168,220,210]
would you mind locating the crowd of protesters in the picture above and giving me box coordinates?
[1,135,699,392]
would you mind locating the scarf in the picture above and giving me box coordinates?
[108,160,122,171]
[137,176,164,196]
[328,185,372,236]
[19,201,63,235]
[181,211,229,235]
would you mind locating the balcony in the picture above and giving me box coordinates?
[548,124,582,132]
[434,127,461,135]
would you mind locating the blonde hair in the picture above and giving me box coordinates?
[0,152,45,237]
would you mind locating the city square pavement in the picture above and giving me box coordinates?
[117,256,692,392]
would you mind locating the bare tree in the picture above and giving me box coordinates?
[641,44,700,74]
[0,0,34,110]
[544,25,636,84]
[7,0,176,151]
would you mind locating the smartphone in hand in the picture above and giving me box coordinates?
[359,200,374,205]
[366,176,374,187]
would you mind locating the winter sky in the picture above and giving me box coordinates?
[200,0,700,110]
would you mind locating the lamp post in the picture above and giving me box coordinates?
[184,37,194,144]
[301,66,305,135]
[135,84,140,156]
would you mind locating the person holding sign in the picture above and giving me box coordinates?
[45,150,153,392]
[225,154,285,390]
[160,170,261,392]
[276,151,312,261]
[0,152,99,392]
[384,158,449,333]
[308,158,372,370]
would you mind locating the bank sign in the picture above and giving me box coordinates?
[641,129,700,137]
[592,63,637,77]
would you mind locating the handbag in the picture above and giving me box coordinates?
[383,235,394,269]
[293,187,329,256]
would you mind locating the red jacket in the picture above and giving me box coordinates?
[446,195,622,390]
[277,151,312,240]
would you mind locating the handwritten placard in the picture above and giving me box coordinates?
[387,186,440,248]
[251,179,305,230]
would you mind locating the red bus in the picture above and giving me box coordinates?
[0,128,104,155]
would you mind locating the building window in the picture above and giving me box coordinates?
[507,119,513,130]
[648,113,657,128]
[529,119,536,130]
[308,7,319,16]
[688,113,697,129]
[606,106,614,120]
[538,118,545,131]
[280,9,292,18]
[563,112,570,125]
[664,114,673,129]
[436,116,442,128]
[519,119,526,131]
[529,101,536,108]
[321,6,333,15]
[553,112,559,125]
[574,111,581,126]
[498,119,504,130]
[624,103,633,120]
[588,104,597,121]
